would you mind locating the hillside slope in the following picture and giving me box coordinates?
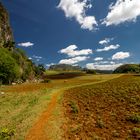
[0,2,13,47]
[114,64,140,74]
[0,2,43,84]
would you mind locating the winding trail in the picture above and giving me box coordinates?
[25,74,123,140]
[25,90,61,140]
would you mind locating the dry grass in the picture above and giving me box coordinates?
[0,74,121,139]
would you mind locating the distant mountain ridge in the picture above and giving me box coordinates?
[114,64,140,74]
[49,64,82,71]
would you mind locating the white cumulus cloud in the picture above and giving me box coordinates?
[32,55,42,59]
[112,51,130,60]
[103,0,140,26]
[94,57,103,61]
[18,42,34,47]
[46,63,55,67]
[59,45,93,57]
[58,0,98,30]
[81,16,97,30]
[93,61,115,65]
[28,57,32,60]
[99,38,112,45]
[59,56,89,65]
[86,63,123,70]
[96,44,120,52]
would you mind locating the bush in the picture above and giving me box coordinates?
[35,64,46,76]
[86,69,96,74]
[126,114,140,124]
[114,64,140,74]
[0,128,15,140]
[130,127,140,138]
[3,41,15,50]
[69,101,78,113]
[96,118,104,128]
[42,79,51,83]
[0,48,20,84]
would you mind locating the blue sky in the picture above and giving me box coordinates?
[2,0,140,70]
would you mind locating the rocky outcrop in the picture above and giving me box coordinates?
[0,2,13,47]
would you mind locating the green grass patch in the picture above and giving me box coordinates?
[126,113,140,124]
[0,88,54,139]
[69,101,79,114]
[0,128,15,140]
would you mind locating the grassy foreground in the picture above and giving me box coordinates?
[0,74,120,140]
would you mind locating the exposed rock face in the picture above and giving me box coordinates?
[0,2,37,84]
[0,2,13,46]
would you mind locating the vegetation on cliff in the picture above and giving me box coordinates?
[0,2,45,84]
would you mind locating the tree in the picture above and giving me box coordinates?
[35,64,46,77]
[3,41,15,51]
[0,48,20,84]
[86,69,96,74]
[114,64,140,74]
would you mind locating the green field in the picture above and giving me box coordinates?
[1,74,140,140]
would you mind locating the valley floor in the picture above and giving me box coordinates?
[1,74,140,140]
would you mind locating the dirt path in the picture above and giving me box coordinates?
[25,75,123,140]
[25,90,61,140]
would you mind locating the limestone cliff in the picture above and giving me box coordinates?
[0,2,13,46]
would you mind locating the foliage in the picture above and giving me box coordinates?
[21,61,35,81]
[129,127,140,138]
[34,64,46,77]
[86,69,96,74]
[69,101,78,113]
[49,64,82,71]
[46,72,85,79]
[126,114,140,124]
[114,64,140,74]
[0,128,15,140]
[42,79,51,83]
[0,48,20,84]
[0,47,38,84]
[131,127,140,134]
[12,48,36,81]
[0,2,39,84]
[96,117,104,128]
[3,41,15,50]
[92,134,101,140]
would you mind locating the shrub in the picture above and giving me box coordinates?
[0,128,15,140]
[132,127,140,134]
[35,64,46,76]
[112,130,120,137]
[42,79,51,83]
[92,133,101,140]
[114,64,140,74]
[86,69,96,74]
[3,41,15,51]
[130,127,140,138]
[126,114,140,124]
[69,101,78,113]
[96,119,104,128]
[0,48,20,84]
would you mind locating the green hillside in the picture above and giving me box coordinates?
[0,2,45,84]
[114,64,140,74]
